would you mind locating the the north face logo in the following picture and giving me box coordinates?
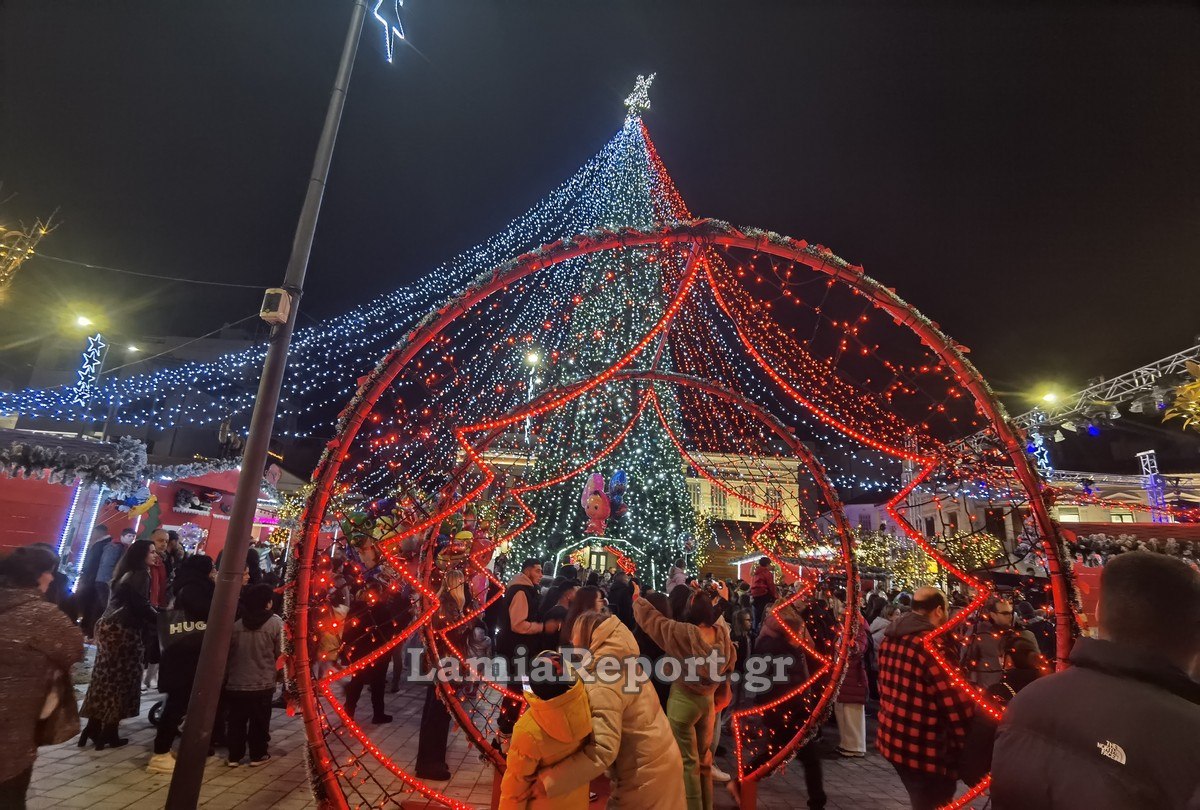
[1097,740,1126,765]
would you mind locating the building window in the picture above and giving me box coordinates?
[1110,512,1135,523]
[765,487,782,509]
[710,487,727,516]
[859,514,872,532]
[738,487,756,518]
[1057,506,1080,523]
[689,482,702,508]
[984,508,1007,539]
[947,511,960,534]
[924,517,936,538]
[1011,507,1031,538]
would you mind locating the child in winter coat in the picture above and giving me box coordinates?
[224,583,283,767]
[498,651,593,810]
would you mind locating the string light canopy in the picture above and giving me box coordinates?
[282,92,1071,808]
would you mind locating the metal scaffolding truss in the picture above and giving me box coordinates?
[1014,343,1200,431]
[953,343,1200,456]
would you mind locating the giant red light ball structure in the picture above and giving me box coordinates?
[286,221,1073,809]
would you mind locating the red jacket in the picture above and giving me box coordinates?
[876,611,974,776]
[749,565,777,599]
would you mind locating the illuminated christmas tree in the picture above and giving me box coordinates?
[509,81,695,576]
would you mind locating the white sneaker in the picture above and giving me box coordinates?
[146,753,175,774]
[711,764,732,783]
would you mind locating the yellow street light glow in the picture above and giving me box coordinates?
[75,315,93,327]
[525,351,540,366]
[127,345,140,353]
[1042,392,1059,404]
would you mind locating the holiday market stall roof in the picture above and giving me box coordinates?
[174,469,276,502]
[0,428,274,496]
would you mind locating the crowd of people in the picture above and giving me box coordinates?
[473,552,1200,810]
[869,553,1200,810]
[0,523,288,808]
[3,523,1198,810]
[471,556,849,810]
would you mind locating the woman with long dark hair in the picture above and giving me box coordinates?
[0,546,84,808]
[559,585,605,646]
[80,539,158,748]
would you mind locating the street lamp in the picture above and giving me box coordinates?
[524,350,541,443]
[74,314,93,328]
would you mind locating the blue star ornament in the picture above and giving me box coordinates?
[373,0,406,63]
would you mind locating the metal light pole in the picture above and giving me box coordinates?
[167,2,368,805]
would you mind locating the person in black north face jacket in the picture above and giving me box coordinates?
[992,552,1200,810]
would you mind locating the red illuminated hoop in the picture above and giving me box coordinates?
[287,220,1071,808]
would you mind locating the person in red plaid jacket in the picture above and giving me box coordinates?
[876,587,974,810]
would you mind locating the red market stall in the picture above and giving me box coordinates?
[0,430,282,578]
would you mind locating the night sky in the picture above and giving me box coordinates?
[2,1,1198,407]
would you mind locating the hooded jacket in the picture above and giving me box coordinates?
[158,568,215,695]
[749,565,777,599]
[539,616,685,810]
[499,678,593,810]
[992,637,1200,810]
[632,596,736,696]
[876,610,974,776]
[0,586,84,782]
[225,606,282,691]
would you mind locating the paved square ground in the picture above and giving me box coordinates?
[31,676,971,808]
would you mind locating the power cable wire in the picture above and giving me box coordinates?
[33,251,269,290]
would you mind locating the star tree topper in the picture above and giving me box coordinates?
[372,0,406,63]
[624,73,656,117]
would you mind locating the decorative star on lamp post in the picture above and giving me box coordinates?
[624,73,656,117]
[372,0,406,63]
[70,333,107,407]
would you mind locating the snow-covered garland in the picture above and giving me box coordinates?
[0,433,242,495]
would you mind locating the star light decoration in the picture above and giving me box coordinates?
[624,73,656,116]
[70,333,107,407]
[372,0,405,63]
